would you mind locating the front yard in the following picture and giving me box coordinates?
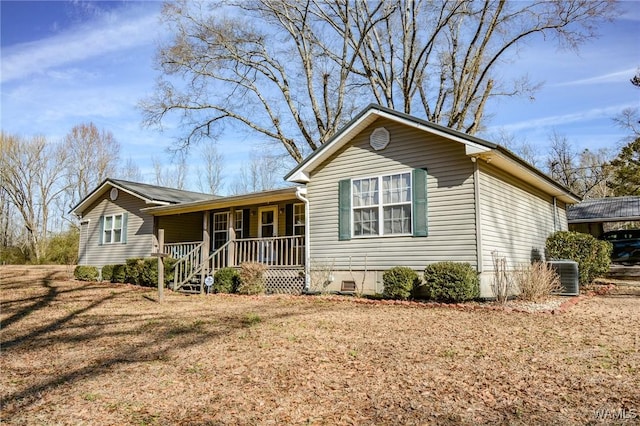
[1,267,639,425]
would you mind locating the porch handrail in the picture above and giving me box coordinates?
[164,241,201,259]
[171,242,204,291]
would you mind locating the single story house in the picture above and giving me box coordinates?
[73,105,580,297]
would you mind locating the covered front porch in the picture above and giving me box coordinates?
[146,187,308,294]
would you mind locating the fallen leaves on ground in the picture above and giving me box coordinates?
[1,266,639,425]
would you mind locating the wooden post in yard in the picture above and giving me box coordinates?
[157,229,165,303]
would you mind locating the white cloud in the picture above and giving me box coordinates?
[1,6,160,84]
[552,68,637,87]
[492,102,638,133]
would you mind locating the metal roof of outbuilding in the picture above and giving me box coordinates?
[567,196,640,223]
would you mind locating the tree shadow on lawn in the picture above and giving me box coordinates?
[0,277,347,418]
[0,273,108,331]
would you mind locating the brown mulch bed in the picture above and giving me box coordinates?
[1,267,639,425]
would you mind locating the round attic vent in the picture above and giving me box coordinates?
[110,188,119,201]
[370,127,390,151]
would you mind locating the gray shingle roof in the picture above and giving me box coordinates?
[110,179,217,204]
[567,196,640,223]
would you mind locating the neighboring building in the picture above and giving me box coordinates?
[74,105,580,297]
[568,196,640,237]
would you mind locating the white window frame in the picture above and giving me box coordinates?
[212,211,229,250]
[234,210,244,239]
[293,203,305,236]
[351,171,412,238]
[103,214,123,244]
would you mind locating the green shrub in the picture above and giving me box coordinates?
[101,264,114,282]
[382,266,420,300]
[125,258,145,285]
[419,262,479,303]
[545,231,612,285]
[213,267,240,293]
[123,257,175,287]
[110,264,126,283]
[45,227,79,265]
[237,262,266,295]
[74,265,99,281]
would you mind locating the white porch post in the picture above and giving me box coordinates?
[201,211,210,294]
[228,209,236,267]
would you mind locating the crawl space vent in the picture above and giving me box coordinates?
[341,280,356,292]
[370,127,390,151]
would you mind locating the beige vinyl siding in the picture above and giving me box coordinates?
[307,117,478,270]
[157,212,203,243]
[478,162,568,272]
[77,191,154,268]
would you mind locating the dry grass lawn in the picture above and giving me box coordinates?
[1,266,639,425]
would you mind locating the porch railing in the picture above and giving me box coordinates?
[169,236,305,292]
[164,241,201,259]
[170,241,204,291]
[234,236,305,266]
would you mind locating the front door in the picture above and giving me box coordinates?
[258,206,278,237]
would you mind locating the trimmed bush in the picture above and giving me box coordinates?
[125,258,146,285]
[545,231,612,285]
[101,264,114,282]
[111,264,126,283]
[74,265,99,281]
[237,262,266,295]
[122,258,154,287]
[419,262,479,303]
[213,267,240,293]
[382,266,420,300]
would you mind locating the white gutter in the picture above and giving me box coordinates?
[295,186,311,291]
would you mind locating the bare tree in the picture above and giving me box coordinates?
[546,131,613,198]
[230,149,289,195]
[152,153,188,189]
[142,0,617,163]
[117,157,144,182]
[490,128,541,167]
[0,132,70,262]
[613,69,640,140]
[61,123,120,217]
[196,143,224,194]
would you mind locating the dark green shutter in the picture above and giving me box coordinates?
[285,203,293,236]
[243,209,251,239]
[338,179,351,241]
[412,168,428,237]
[98,216,104,245]
[122,213,128,244]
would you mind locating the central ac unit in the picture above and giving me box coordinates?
[547,260,579,296]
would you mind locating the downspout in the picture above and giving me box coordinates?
[295,186,311,292]
[553,197,558,232]
[472,158,483,273]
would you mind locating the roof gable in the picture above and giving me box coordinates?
[285,104,580,204]
[71,178,216,216]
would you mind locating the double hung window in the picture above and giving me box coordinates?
[103,214,123,244]
[352,172,412,237]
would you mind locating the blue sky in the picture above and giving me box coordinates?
[1,0,639,193]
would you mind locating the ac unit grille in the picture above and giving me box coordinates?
[547,260,579,296]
